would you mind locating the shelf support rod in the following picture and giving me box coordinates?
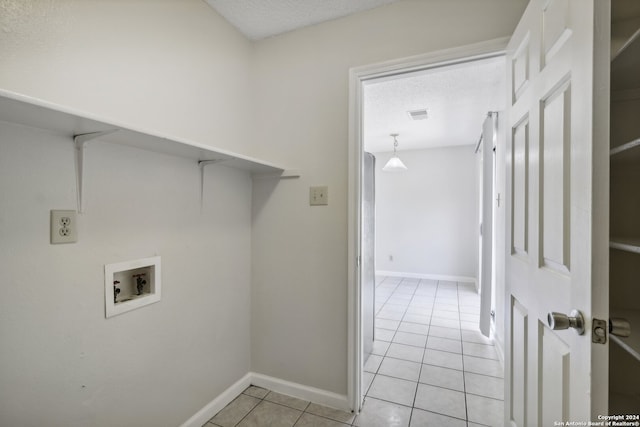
[199,159,227,211]
[610,137,640,156]
[74,130,117,213]
[251,169,302,180]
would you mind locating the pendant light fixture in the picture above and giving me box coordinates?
[382,133,408,172]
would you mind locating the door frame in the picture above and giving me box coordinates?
[346,36,510,412]
[479,112,498,339]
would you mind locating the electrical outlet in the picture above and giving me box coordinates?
[309,186,328,206]
[50,210,78,244]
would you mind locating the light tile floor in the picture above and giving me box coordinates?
[363,277,504,427]
[204,277,504,427]
[204,386,355,427]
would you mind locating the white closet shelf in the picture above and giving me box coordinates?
[610,137,640,157]
[610,238,640,254]
[0,89,296,176]
[611,23,640,62]
[610,309,640,363]
[611,21,640,91]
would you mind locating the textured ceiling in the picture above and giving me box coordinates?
[204,0,400,40]
[364,56,505,153]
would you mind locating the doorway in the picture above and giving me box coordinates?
[347,38,510,414]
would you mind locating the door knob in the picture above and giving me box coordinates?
[547,309,585,335]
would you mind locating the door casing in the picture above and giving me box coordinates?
[347,37,510,412]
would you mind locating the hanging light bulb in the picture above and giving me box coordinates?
[382,133,408,172]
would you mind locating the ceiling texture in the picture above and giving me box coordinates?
[364,56,506,153]
[204,0,506,154]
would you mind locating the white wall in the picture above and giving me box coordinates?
[374,146,479,279]
[0,1,254,425]
[250,0,528,395]
[0,122,252,427]
[0,0,254,155]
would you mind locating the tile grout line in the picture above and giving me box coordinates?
[410,277,439,425]
[370,349,504,378]
[369,277,415,410]
[423,279,470,424]
[442,279,467,423]
[346,394,472,427]
[364,277,406,399]
[226,389,266,427]
[383,277,413,358]
[406,277,431,427]
[237,388,354,427]
[456,281,472,426]
[374,276,397,317]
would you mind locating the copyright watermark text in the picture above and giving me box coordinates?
[553,415,640,426]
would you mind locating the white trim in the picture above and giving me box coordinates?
[347,36,510,413]
[104,256,161,318]
[491,322,506,367]
[179,372,252,427]
[349,37,510,83]
[179,372,350,427]
[250,373,350,412]
[375,270,477,286]
[347,59,365,413]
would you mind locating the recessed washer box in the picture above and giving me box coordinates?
[105,256,161,318]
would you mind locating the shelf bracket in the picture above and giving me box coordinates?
[74,130,117,213]
[199,159,227,210]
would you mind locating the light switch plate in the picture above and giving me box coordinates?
[310,186,328,206]
[50,210,78,244]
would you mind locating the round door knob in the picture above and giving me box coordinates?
[547,309,585,335]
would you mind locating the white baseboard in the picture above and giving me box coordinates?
[180,372,351,427]
[376,270,477,286]
[250,372,351,412]
[180,373,252,427]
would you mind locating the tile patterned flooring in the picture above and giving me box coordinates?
[204,277,504,427]
[362,277,504,426]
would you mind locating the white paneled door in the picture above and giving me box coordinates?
[505,0,610,425]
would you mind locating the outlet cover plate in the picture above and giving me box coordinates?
[310,186,328,206]
[50,210,78,244]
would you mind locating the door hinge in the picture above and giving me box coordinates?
[592,318,607,344]
[356,255,361,268]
